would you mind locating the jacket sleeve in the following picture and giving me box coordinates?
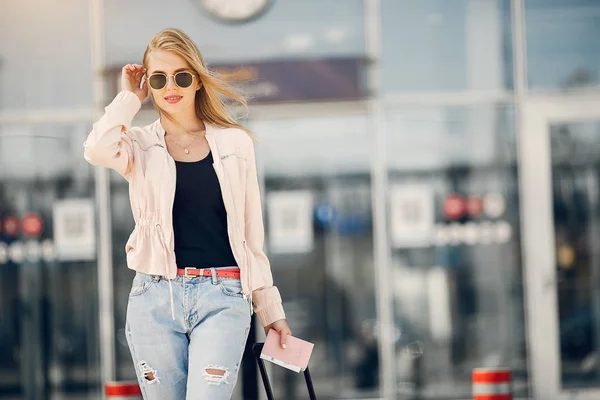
[245,138,286,327]
[83,91,142,179]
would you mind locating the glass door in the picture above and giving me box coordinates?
[247,111,378,399]
[521,95,600,399]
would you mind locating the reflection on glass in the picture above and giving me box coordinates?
[549,121,600,388]
[110,172,136,381]
[104,0,365,64]
[381,0,513,92]
[386,105,528,398]
[1,2,94,109]
[0,124,100,399]
[251,115,378,399]
[526,0,600,91]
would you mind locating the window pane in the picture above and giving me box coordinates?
[0,1,94,109]
[110,172,136,382]
[0,123,100,398]
[525,0,600,91]
[385,104,529,398]
[105,0,365,64]
[549,121,600,387]
[381,0,513,93]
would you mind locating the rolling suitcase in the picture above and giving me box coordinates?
[252,342,317,400]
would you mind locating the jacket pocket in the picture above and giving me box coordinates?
[125,227,138,253]
[125,228,140,268]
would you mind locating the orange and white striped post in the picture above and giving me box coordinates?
[472,368,512,400]
[105,381,142,400]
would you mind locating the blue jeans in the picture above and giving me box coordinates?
[125,268,252,400]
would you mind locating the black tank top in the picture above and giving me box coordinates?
[172,151,237,268]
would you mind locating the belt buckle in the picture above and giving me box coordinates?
[184,267,203,278]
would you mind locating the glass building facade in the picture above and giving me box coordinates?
[2,1,600,399]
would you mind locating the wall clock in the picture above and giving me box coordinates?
[199,0,273,23]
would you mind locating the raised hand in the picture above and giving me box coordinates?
[121,64,148,103]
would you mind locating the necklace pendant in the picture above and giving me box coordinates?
[184,148,189,154]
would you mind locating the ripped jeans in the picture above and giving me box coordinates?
[125,268,252,400]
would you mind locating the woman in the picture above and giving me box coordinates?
[83,28,291,399]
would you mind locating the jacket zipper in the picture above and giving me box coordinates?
[221,155,243,233]
[156,137,176,272]
[213,161,243,258]
[165,154,177,254]
[215,157,253,313]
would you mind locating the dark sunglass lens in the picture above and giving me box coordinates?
[149,74,166,89]
[175,72,193,88]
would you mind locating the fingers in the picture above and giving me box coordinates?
[124,63,145,71]
[280,329,291,349]
[264,323,291,349]
[123,64,147,78]
[122,64,147,92]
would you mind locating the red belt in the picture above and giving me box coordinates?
[177,267,240,279]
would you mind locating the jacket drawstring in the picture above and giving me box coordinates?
[169,279,175,320]
[244,241,254,315]
[157,223,176,320]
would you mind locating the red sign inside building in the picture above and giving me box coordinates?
[1,215,20,238]
[22,213,43,238]
[443,194,466,220]
[466,196,484,217]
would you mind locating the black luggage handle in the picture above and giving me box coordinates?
[252,342,317,400]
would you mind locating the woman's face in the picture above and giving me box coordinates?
[145,49,201,115]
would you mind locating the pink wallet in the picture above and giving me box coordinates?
[260,329,314,373]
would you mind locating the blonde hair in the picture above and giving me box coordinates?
[142,28,252,138]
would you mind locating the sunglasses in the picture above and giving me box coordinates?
[146,71,196,90]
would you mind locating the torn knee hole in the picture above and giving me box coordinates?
[138,361,159,384]
[203,366,230,384]
[205,368,226,376]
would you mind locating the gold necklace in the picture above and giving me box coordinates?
[167,130,204,154]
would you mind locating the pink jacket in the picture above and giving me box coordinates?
[83,90,285,327]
